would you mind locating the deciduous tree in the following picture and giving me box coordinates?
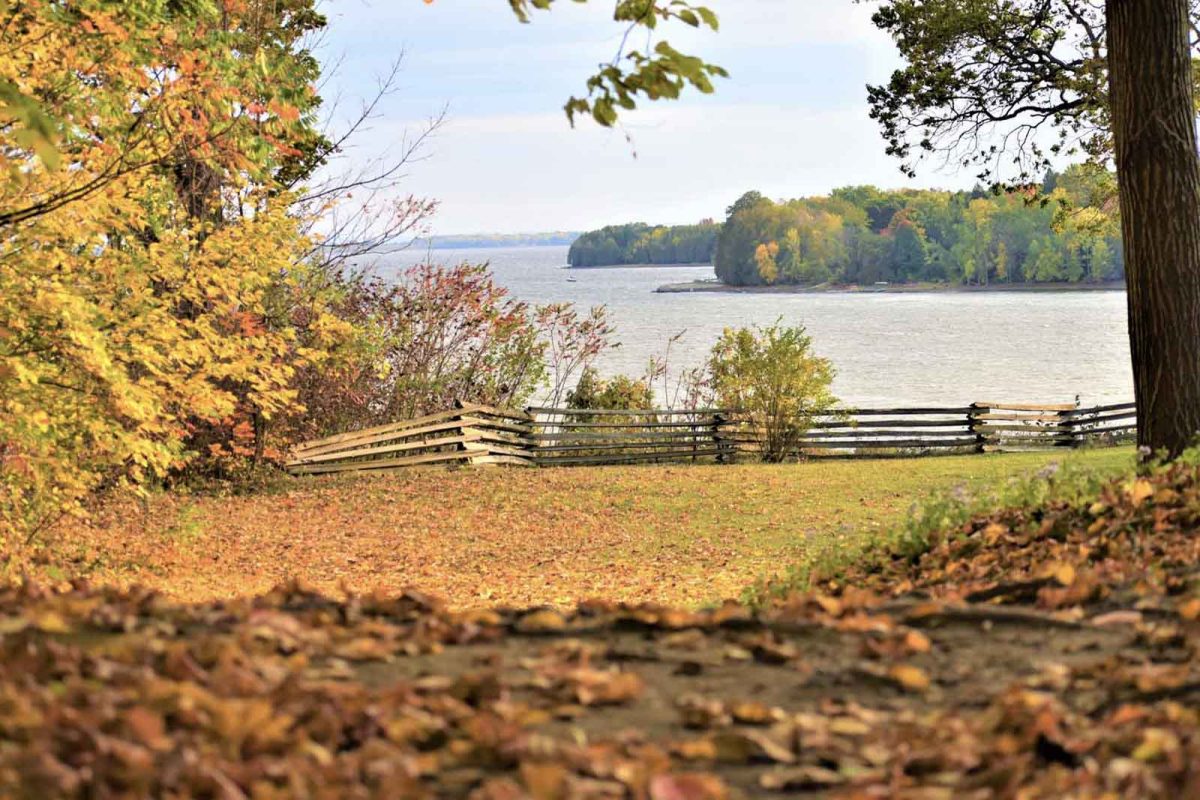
[868,0,1200,456]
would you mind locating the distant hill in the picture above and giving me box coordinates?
[418,232,581,250]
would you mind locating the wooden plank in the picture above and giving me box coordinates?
[534,448,723,467]
[801,438,980,450]
[290,404,525,458]
[973,402,1078,412]
[805,448,986,461]
[470,418,531,435]
[720,422,964,434]
[288,449,474,475]
[530,420,714,430]
[829,407,974,416]
[982,431,1073,441]
[298,416,518,460]
[798,429,972,440]
[1067,402,1137,417]
[291,406,481,455]
[978,424,1073,434]
[528,406,724,417]
[1076,424,1137,437]
[810,419,971,429]
[291,409,471,457]
[725,425,972,439]
[973,413,1075,423]
[468,455,536,467]
[1070,409,1138,426]
[982,443,1074,453]
[286,433,478,467]
[473,429,533,447]
[535,439,718,454]
[466,404,533,421]
[530,430,719,443]
[291,419,473,460]
[479,443,536,460]
[718,431,972,444]
[534,441,715,454]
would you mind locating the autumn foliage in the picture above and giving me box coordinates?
[0,2,615,539]
[0,0,337,535]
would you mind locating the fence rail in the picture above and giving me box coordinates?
[285,400,1137,475]
[285,403,535,475]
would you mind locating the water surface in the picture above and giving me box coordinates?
[379,245,1133,407]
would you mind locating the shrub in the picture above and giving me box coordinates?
[707,321,838,462]
[278,265,617,448]
[280,263,549,442]
[566,368,654,412]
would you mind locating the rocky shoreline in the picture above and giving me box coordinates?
[655,279,1127,294]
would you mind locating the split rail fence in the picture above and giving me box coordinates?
[285,400,1136,476]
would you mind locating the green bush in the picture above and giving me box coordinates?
[707,321,839,462]
[566,368,654,412]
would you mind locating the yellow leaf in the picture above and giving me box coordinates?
[888,664,931,692]
[1129,479,1154,507]
[1178,597,1200,621]
[34,611,71,634]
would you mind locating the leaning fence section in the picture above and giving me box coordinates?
[285,404,534,476]
[286,400,1137,474]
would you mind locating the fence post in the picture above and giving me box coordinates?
[968,403,989,453]
[713,412,733,464]
[454,405,485,465]
[524,407,542,467]
[1064,394,1081,449]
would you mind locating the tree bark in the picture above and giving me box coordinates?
[1107,0,1200,459]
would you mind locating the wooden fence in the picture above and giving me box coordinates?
[286,404,535,476]
[285,400,1137,475]
[526,407,732,467]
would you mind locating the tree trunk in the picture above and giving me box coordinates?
[1107,0,1200,459]
[252,408,266,467]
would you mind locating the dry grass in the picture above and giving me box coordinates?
[32,449,1133,608]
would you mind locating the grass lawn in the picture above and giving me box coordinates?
[38,448,1133,608]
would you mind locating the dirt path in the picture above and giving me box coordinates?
[0,570,1195,798]
[3,460,1198,798]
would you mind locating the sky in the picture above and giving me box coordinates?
[315,0,978,235]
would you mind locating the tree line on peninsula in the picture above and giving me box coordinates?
[568,221,720,267]
[571,164,1122,287]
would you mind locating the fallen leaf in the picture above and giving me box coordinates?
[760,765,846,791]
[888,664,931,692]
[710,730,795,764]
[649,773,728,800]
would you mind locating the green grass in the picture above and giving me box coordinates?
[744,446,1136,604]
[42,447,1135,608]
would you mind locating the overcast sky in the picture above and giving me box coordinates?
[316,1,978,235]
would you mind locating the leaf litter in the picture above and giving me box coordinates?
[3,461,1200,797]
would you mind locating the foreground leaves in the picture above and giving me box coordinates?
[3,461,1200,796]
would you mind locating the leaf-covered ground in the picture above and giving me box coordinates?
[29,450,1130,608]
[3,458,1200,798]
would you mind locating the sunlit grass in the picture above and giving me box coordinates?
[39,448,1134,608]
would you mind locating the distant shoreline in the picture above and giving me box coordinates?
[568,262,714,270]
[655,280,1127,295]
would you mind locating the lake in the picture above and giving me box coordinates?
[379,245,1134,407]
